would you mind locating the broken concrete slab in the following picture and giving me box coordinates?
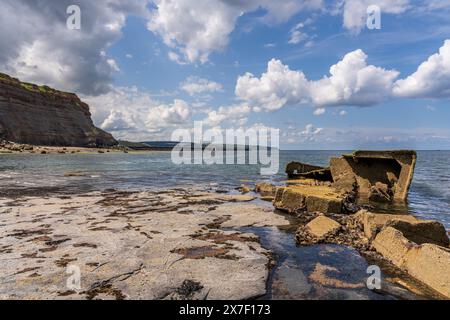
[354,210,418,239]
[404,244,450,299]
[274,185,344,214]
[286,162,325,179]
[386,219,450,247]
[285,161,333,182]
[331,150,417,202]
[373,227,417,267]
[354,210,450,247]
[373,227,450,298]
[305,216,341,238]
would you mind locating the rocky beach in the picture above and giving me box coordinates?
[0,174,448,300]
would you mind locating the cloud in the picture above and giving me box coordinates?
[83,87,191,141]
[341,0,410,33]
[288,19,315,45]
[202,104,251,127]
[147,0,324,64]
[284,123,323,144]
[0,0,150,95]
[236,50,399,110]
[425,0,450,10]
[235,59,310,111]
[309,49,399,107]
[289,30,308,45]
[181,76,223,96]
[313,108,326,115]
[393,40,450,98]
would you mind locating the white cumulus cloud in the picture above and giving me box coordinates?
[393,39,450,98]
[83,87,191,141]
[309,49,399,107]
[236,49,399,110]
[235,59,310,111]
[203,104,252,127]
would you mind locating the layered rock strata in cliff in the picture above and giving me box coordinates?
[0,73,117,147]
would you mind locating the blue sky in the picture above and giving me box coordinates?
[1,0,450,149]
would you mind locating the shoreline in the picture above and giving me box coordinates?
[0,185,444,300]
[0,141,173,155]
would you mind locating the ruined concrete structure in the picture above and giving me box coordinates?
[275,150,417,214]
[274,150,450,299]
[331,151,417,202]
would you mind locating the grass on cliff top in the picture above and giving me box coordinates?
[1,72,75,98]
[20,82,72,98]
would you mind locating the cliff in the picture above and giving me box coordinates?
[0,73,117,147]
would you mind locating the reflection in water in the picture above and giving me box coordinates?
[244,226,426,300]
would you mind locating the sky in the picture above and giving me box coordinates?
[1,0,450,150]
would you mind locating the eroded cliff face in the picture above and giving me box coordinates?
[0,73,117,147]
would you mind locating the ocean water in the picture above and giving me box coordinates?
[0,150,449,229]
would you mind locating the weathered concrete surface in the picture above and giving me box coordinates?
[330,151,417,202]
[354,210,449,247]
[373,227,450,298]
[373,227,417,267]
[386,219,450,247]
[354,210,418,239]
[305,216,341,238]
[285,162,326,179]
[404,244,450,299]
[274,186,344,214]
[0,188,289,300]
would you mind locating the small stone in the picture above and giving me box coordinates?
[239,185,251,194]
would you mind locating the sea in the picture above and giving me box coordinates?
[0,150,449,229]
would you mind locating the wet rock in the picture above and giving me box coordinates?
[305,216,341,238]
[239,185,251,194]
[174,280,204,299]
[64,171,87,177]
[255,182,277,197]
